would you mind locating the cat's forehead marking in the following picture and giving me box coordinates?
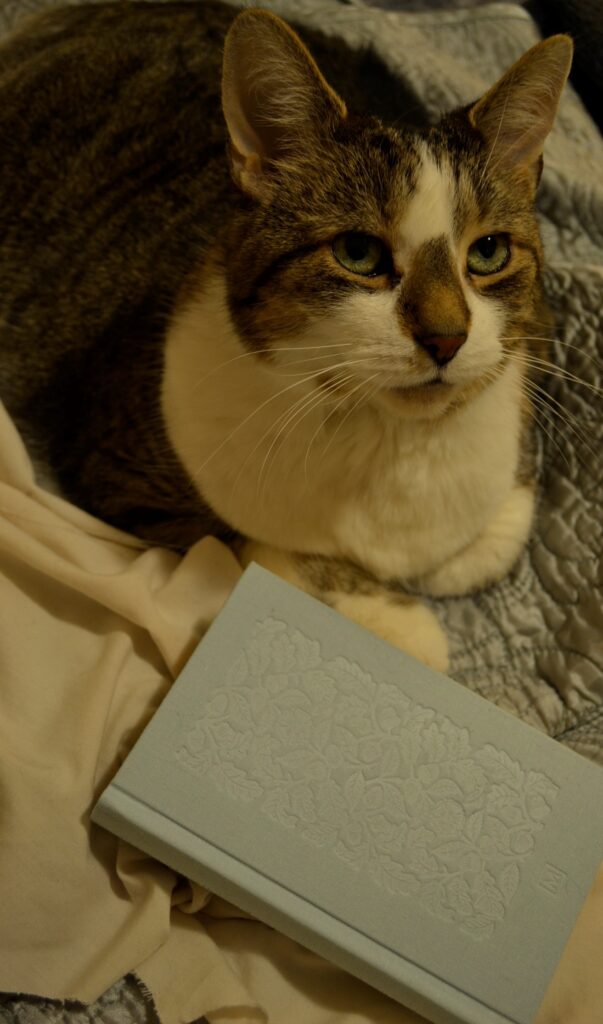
[393,144,455,262]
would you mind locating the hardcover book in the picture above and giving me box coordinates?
[92,564,603,1024]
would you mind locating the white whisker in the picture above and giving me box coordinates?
[257,372,358,500]
[190,340,354,391]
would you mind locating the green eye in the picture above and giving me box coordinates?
[332,233,389,276]
[467,234,511,276]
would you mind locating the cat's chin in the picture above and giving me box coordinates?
[373,380,460,420]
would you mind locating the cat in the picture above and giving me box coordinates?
[0,1,572,670]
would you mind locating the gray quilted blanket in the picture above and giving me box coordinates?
[0,0,601,1021]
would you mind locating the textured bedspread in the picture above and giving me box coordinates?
[0,0,601,1022]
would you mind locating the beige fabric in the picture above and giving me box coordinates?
[0,398,601,1023]
[534,863,603,1024]
[0,403,420,1022]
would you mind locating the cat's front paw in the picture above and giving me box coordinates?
[332,593,449,673]
[238,539,449,671]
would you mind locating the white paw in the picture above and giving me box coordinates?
[332,592,449,673]
[417,485,535,597]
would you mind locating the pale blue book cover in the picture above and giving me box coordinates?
[93,564,603,1024]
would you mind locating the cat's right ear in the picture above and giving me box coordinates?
[468,35,573,178]
[222,10,347,197]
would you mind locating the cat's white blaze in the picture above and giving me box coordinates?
[163,275,524,583]
[394,146,455,259]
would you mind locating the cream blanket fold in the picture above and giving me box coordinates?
[0,403,431,1023]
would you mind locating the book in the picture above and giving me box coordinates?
[92,563,603,1024]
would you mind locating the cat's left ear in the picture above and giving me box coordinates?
[468,35,573,179]
[222,10,347,196]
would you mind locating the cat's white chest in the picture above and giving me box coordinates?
[324,388,521,580]
[163,285,521,581]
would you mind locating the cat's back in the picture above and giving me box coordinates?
[0,0,232,371]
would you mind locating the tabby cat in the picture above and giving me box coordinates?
[0,2,572,669]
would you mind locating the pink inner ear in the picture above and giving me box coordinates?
[469,36,572,169]
[222,10,347,175]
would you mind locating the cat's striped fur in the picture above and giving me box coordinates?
[0,2,572,667]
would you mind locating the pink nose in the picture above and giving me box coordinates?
[417,334,467,366]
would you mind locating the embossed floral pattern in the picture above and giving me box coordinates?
[177,619,559,940]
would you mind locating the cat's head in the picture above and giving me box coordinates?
[220,11,572,420]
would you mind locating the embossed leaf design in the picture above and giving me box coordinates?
[416,763,439,786]
[227,691,255,729]
[178,617,560,943]
[422,722,449,762]
[315,779,348,826]
[406,846,439,879]
[303,821,338,848]
[429,779,464,802]
[177,746,211,775]
[499,863,520,905]
[380,781,407,819]
[482,815,513,855]
[459,851,482,873]
[303,759,329,782]
[433,840,468,866]
[452,759,488,798]
[380,745,401,776]
[376,705,402,733]
[430,800,465,839]
[439,721,471,761]
[420,881,449,919]
[181,722,207,755]
[466,810,484,844]
[446,877,473,917]
[526,792,555,822]
[312,718,332,752]
[461,914,495,940]
[210,721,239,750]
[362,783,385,811]
[246,622,280,676]
[290,785,316,823]
[476,746,525,789]
[404,706,436,729]
[498,803,523,827]
[358,739,382,765]
[264,673,289,695]
[213,763,262,802]
[335,837,366,868]
[475,892,505,921]
[525,771,559,805]
[254,743,284,782]
[331,656,376,699]
[380,857,421,896]
[263,788,296,827]
[367,812,399,844]
[510,831,535,854]
[279,748,314,773]
[302,670,338,704]
[406,826,435,849]
[277,688,312,711]
[345,772,366,810]
[227,651,249,687]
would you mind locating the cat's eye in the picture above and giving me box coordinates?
[332,233,390,277]
[467,234,511,276]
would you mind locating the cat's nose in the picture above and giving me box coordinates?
[416,333,467,366]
